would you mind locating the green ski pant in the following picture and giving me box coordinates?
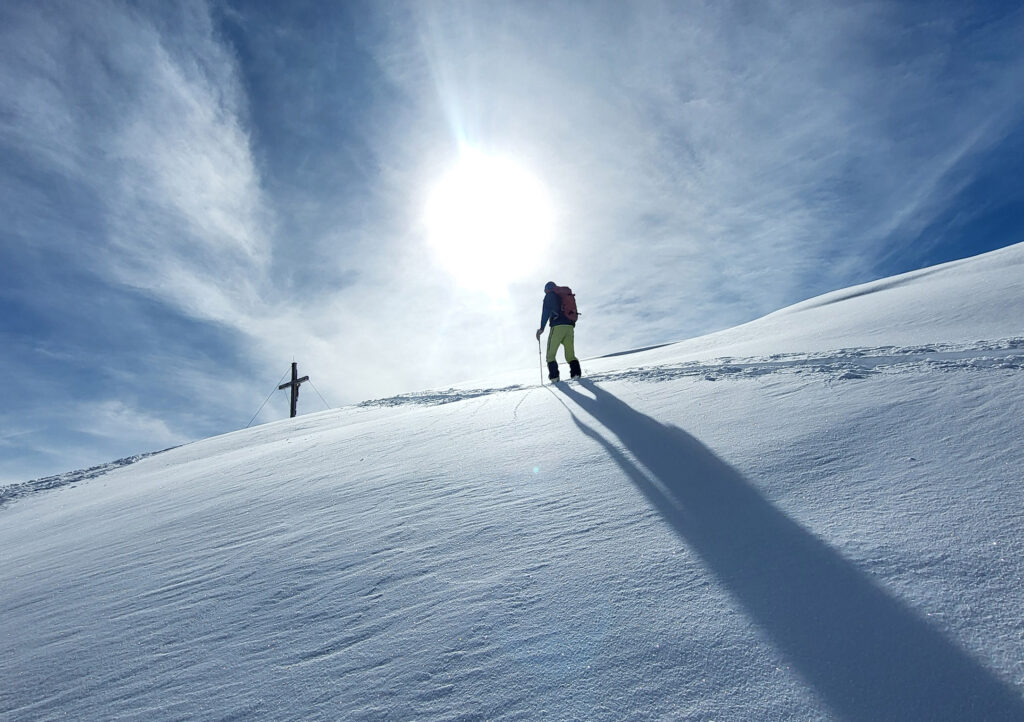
[546,325,577,363]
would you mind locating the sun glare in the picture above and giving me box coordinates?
[424,150,553,291]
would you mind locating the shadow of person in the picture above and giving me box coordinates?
[555,379,1024,720]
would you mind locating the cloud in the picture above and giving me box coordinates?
[76,399,187,448]
[1,0,269,325]
[2,0,1024,481]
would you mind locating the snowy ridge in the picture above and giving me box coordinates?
[607,241,1024,368]
[6,336,1021,506]
[0,449,172,510]
[356,337,1024,408]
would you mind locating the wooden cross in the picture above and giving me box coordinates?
[278,362,310,418]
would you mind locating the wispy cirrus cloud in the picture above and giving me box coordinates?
[0,0,277,480]
[1,0,270,325]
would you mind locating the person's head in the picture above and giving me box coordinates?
[544,281,556,293]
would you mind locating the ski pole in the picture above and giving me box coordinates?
[538,337,544,386]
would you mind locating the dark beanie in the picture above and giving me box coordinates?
[544,281,556,292]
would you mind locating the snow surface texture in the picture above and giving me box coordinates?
[2,244,1024,720]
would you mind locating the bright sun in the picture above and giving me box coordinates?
[424,150,553,291]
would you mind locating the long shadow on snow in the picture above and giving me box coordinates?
[556,379,1023,721]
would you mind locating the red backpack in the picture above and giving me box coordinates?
[552,286,579,322]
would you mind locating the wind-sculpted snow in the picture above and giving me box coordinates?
[0,449,172,510]
[3,247,1024,720]
[357,338,1024,408]
[4,352,1023,720]
[553,379,1024,720]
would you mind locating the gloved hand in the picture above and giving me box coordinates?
[535,329,543,340]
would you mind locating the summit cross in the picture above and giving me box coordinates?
[278,362,310,418]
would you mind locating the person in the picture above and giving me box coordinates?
[536,281,581,381]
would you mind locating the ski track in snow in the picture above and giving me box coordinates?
[359,337,1024,407]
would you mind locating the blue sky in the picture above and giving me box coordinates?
[2,0,1023,483]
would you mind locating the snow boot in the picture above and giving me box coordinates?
[569,359,582,379]
[547,361,560,381]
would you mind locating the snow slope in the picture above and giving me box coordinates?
[2,244,1024,720]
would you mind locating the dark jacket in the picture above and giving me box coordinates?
[540,291,575,331]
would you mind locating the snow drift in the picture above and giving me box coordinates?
[2,243,1024,720]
